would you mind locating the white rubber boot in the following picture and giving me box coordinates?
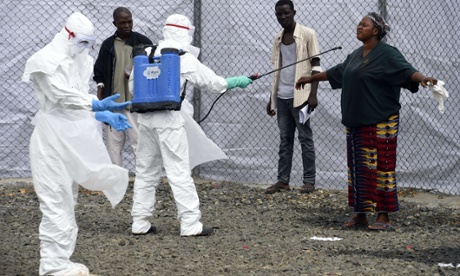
[51,262,90,276]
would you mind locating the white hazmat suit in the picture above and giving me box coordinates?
[130,14,252,236]
[22,12,129,275]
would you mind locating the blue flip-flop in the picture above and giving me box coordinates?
[368,222,394,231]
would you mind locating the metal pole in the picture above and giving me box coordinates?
[192,0,202,123]
[192,0,202,177]
[378,0,388,42]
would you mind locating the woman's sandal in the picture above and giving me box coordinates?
[368,222,394,231]
[342,219,368,229]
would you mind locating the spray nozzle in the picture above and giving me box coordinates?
[248,74,260,81]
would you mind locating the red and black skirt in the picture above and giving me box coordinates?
[346,114,400,213]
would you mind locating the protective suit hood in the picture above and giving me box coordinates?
[61,11,95,56]
[22,12,95,82]
[157,14,200,58]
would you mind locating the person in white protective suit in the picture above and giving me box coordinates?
[130,14,253,236]
[22,12,132,276]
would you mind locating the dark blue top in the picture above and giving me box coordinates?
[326,42,419,127]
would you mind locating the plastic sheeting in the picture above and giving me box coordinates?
[1,0,459,194]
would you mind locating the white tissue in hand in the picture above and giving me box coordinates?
[429,80,449,113]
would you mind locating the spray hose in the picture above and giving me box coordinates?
[198,46,342,124]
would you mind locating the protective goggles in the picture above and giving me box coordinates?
[65,27,96,48]
[165,23,195,36]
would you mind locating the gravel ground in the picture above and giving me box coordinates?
[1,178,460,276]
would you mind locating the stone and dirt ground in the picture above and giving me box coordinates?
[1,178,459,275]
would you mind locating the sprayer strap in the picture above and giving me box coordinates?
[148,45,157,63]
[180,80,188,103]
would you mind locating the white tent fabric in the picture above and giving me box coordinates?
[1,0,459,194]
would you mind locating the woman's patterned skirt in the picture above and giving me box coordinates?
[346,114,400,213]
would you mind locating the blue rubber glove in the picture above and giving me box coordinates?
[92,94,132,111]
[95,111,132,132]
[225,76,253,90]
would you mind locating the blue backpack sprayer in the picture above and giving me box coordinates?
[131,45,182,113]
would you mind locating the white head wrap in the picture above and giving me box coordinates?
[366,12,390,40]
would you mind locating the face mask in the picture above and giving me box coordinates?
[65,26,96,49]
[69,44,86,57]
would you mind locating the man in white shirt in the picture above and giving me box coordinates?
[265,0,321,194]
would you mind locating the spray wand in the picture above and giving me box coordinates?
[198,46,342,124]
[248,46,342,80]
